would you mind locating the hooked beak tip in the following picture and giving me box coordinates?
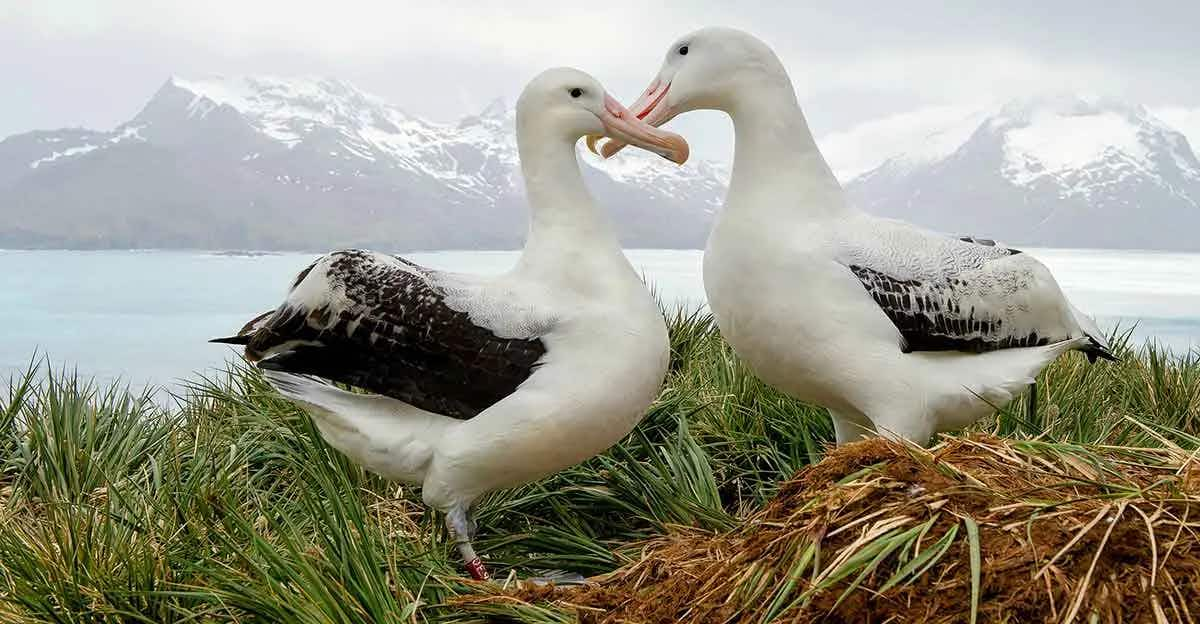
[669,141,689,165]
[599,139,623,160]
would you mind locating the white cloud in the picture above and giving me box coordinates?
[4,1,1198,154]
[791,47,1123,105]
[3,0,702,129]
[8,3,1126,100]
[815,105,984,180]
[9,1,674,67]
[1153,107,1200,150]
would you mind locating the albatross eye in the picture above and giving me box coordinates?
[678,45,688,55]
[569,88,583,98]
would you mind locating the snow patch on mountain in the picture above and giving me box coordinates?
[587,148,725,208]
[1153,107,1200,138]
[0,73,721,250]
[170,75,438,158]
[109,125,145,143]
[846,94,1200,250]
[162,75,725,207]
[1154,106,1200,156]
[1002,111,1150,190]
[27,125,146,169]
[30,144,99,169]
[817,106,986,180]
[885,110,989,176]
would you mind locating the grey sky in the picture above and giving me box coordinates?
[4,1,1198,177]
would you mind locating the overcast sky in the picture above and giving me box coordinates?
[4,1,1198,177]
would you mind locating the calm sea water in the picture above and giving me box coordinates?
[2,248,1198,393]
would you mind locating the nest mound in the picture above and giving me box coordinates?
[479,436,1200,623]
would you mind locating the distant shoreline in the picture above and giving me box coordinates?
[1,245,1197,255]
[4,248,1197,394]
[0,246,700,255]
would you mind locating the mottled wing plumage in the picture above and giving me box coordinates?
[230,250,550,420]
[846,262,1052,352]
[837,222,1079,354]
[956,235,1007,248]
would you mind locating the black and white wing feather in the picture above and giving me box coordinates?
[836,222,1113,359]
[214,250,554,420]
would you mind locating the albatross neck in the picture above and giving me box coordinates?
[722,73,851,228]
[515,129,624,271]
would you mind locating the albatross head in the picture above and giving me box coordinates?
[597,27,788,158]
[517,67,689,164]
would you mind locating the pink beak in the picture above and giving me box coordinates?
[589,92,688,164]
[597,78,677,159]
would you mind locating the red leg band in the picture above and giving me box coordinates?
[465,556,490,581]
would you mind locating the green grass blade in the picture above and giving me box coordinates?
[964,516,981,624]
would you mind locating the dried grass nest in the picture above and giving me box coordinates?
[468,435,1200,623]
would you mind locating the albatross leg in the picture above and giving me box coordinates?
[444,504,585,585]
[829,409,876,445]
[1026,382,1038,422]
[446,506,489,581]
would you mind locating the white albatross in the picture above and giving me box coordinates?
[600,28,1114,445]
[212,68,688,580]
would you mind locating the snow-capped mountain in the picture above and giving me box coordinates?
[847,95,1200,250]
[0,76,724,250]
[7,82,1198,251]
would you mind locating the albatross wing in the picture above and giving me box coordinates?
[835,220,1113,359]
[218,250,555,420]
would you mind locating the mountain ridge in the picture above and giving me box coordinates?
[0,75,723,251]
[845,95,1200,250]
[4,80,1200,251]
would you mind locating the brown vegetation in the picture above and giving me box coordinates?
[473,436,1200,623]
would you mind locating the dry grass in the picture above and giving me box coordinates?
[473,435,1200,623]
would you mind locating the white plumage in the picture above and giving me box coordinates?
[609,27,1113,445]
[215,68,689,580]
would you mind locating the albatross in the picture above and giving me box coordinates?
[599,28,1114,445]
[212,67,688,580]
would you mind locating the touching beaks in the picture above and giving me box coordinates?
[589,92,688,165]
[596,77,677,159]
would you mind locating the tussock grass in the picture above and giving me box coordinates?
[0,310,1197,622]
[490,436,1200,623]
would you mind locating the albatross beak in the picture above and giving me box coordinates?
[587,93,688,165]
[594,78,677,159]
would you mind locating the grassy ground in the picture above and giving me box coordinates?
[0,309,1197,622]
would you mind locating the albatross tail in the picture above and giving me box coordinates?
[261,370,453,483]
[918,337,1088,424]
[1069,303,1118,363]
